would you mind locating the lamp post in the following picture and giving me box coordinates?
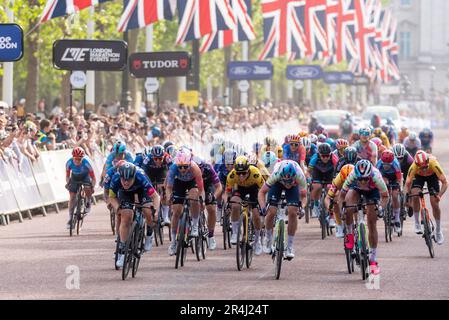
[429,65,436,105]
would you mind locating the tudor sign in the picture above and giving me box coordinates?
[129,51,191,78]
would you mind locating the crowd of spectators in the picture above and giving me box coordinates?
[0,98,303,165]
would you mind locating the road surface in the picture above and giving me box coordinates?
[1,131,449,300]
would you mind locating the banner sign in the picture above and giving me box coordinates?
[323,72,355,84]
[53,40,127,71]
[179,90,199,107]
[286,65,323,80]
[0,24,24,62]
[129,51,191,78]
[227,61,273,80]
[353,76,370,86]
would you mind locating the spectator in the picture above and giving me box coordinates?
[36,99,48,119]
[56,118,72,144]
[36,119,55,151]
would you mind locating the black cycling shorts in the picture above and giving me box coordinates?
[173,179,198,204]
[117,190,151,210]
[232,185,259,207]
[312,170,334,184]
[68,176,92,193]
[412,174,440,193]
[205,183,217,206]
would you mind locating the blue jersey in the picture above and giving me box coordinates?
[308,153,339,173]
[376,159,402,182]
[104,167,117,190]
[134,153,145,168]
[66,158,95,181]
[109,168,155,198]
[139,154,172,183]
[105,151,134,172]
[305,144,318,166]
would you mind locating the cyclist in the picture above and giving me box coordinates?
[372,128,391,148]
[101,141,134,183]
[398,126,409,144]
[308,143,338,220]
[349,131,360,145]
[276,146,283,160]
[314,124,328,137]
[261,136,278,154]
[109,163,161,268]
[376,150,403,233]
[371,137,386,161]
[309,134,318,146]
[224,156,264,255]
[393,144,414,186]
[258,160,307,259]
[339,160,389,275]
[335,146,359,174]
[138,145,172,225]
[419,128,434,153]
[340,114,353,140]
[303,137,317,167]
[283,134,307,173]
[404,151,447,244]
[353,128,378,165]
[403,132,421,157]
[166,149,205,256]
[333,139,349,160]
[65,147,96,229]
[134,146,151,168]
[194,157,223,250]
[261,151,279,174]
[249,153,270,181]
[103,159,127,234]
[325,164,355,238]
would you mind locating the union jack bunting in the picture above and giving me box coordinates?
[40,0,112,23]
[322,0,340,65]
[304,0,329,60]
[117,0,177,32]
[368,0,385,81]
[176,0,236,45]
[200,0,255,53]
[336,0,359,65]
[384,12,400,81]
[353,0,376,75]
[259,0,308,60]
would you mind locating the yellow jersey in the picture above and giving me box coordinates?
[226,165,264,193]
[407,158,445,179]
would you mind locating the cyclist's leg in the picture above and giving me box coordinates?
[285,186,300,250]
[365,189,380,263]
[170,180,186,243]
[391,184,401,224]
[204,184,217,238]
[230,192,243,240]
[117,192,134,249]
[411,176,425,228]
[187,186,200,230]
[310,172,323,216]
[140,192,154,235]
[344,189,360,249]
[427,175,442,234]
[333,190,343,226]
[67,179,79,222]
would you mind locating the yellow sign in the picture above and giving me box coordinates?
[178,90,199,107]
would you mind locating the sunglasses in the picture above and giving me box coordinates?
[358,177,370,182]
[290,143,299,147]
[153,157,163,161]
[320,154,330,158]
[178,165,190,170]
[73,157,82,161]
[237,172,248,176]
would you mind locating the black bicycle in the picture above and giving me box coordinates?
[195,209,208,261]
[108,203,116,236]
[305,182,312,224]
[221,201,233,250]
[383,185,395,243]
[154,182,171,246]
[121,203,146,280]
[69,183,91,237]
[173,195,202,269]
[318,182,333,240]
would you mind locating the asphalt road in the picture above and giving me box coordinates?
[1,131,449,300]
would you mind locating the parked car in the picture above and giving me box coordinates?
[312,109,352,138]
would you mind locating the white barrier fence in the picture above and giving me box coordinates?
[0,119,303,225]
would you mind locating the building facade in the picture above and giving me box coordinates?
[392,0,449,99]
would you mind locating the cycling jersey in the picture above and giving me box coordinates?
[372,133,390,148]
[352,140,378,163]
[66,157,95,181]
[216,163,231,186]
[166,162,204,191]
[139,154,172,184]
[376,159,402,184]
[398,130,409,144]
[308,153,339,173]
[134,153,145,168]
[328,165,353,198]
[342,167,387,193]
[332,149,345,161]
[335,156,361,175]
[398,152,414,183]
[407,157,445,179]
[199,162,220,188]
[105,151,134,172]
[325,138,336,151]
[109,168,156,207]
[282,144,306,163]
[103,166,118,190]
[255,161,270,180]
[403,137,421,156]
[265,160,307,189]
[305,144,318,166]
[419,132,433,149]
[226,165,264,193]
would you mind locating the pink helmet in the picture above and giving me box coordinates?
[371,137,382,147]
[174,149,192,166]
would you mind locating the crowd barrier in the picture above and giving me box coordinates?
[0,119,302,226]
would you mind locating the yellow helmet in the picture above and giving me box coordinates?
[235,156,250,173]
[276,146,283,159]
[298,130,308,138]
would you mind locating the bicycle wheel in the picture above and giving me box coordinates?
[422,209,435,259]
[245,218,254,269]
[274,220,285,280]
[194,235,201,262]
[110,208,116,236]
[320,208,326,240]
[114,236,120,271]
[132,225,145,278]
[158,210,164,245]
[383,213,389,243]
[122,221,137,280]
[345,248,353,274]
[305,193,311,224]
[175,212,187,269]
[236,214,245,271]
[69,212,76,237]
[359,223,369,281]
[200,212,208,260]
[223,208,231,250]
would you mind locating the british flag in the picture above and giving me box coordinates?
[336,0,359,65]
[304,0,329,60]
[383,10,400,81]
[259,0,308,60]
[368,0,385,81]
[353,0,376,76]
[40,0,112,23]
[200,0,255,53]
[117,0,176,32]
[176,0,236,45]
[322,0,340,65]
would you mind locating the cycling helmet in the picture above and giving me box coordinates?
[114,159,127,169]
[222,149,237,165]
[344,147,358,163]
[180,144,193,152]
[248,153,258,166]
[371,137,382,147]
[113,141,126,154]
[414,151,429,168]
[393,144,406,159]
[288,135,301,144]
[301,137,311,150]
[309,134,318,144]
[143,146,152,157]
[421,128,432,136]
[276,146,283,159]
[151,145,165,158]
[315,124,325,134]
[72,147,85,158]
[264,136,277,147]
[340,164,354,180]
[279,161,297,180]
[359,127,371,137]
[151,126,161,138]
[298,130,308,138]
[381,150,395,164]
[252,142,263,154]
[262,151,278,168]
[166,145,177,158]
[373,128,383,137]
[408,132,417,141]
[318,143,332,156]
[355,160,373,178]
[386,117,394,125]
[234,156,250,173]
[318,134,327,143]
[119,162,137,181]
[163,140,174,150]
[174,149,192,166]
[336,139,349,150]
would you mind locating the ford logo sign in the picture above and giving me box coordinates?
[230,66,252,75]
[286,65,323,80]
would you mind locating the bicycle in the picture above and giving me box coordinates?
[342,198,379,280]
[121,203,147,280]
[398,191,407,237]
[221,201,233,250]
[108,204,116,236]
[318,182,333,240]
[154,181,171,246]
[304,182,312,224]
[195,209,208,261]
[383,185,395,243]
[267,191,298,280]
[173,195,202,269]
[69,183,91,237]
[407,188,437,258]
[229,195,257,271]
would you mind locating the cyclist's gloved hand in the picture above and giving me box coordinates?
[206,193,213,204]
[377,207,385,218]
[261,206,267,217]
